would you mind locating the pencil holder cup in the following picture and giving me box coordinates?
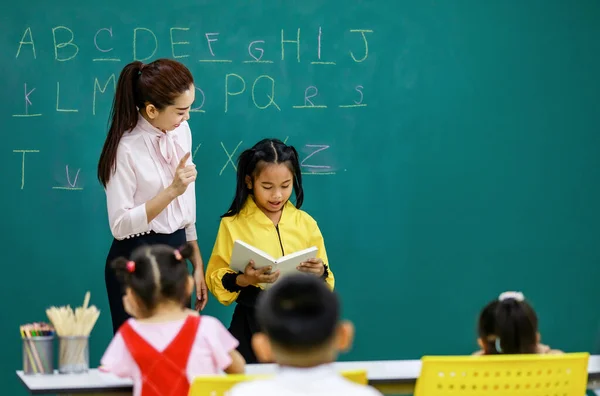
[22,335,54,375]
[58,336,89,374]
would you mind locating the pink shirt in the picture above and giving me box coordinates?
[105,114,197,241]
[100,316,238,396]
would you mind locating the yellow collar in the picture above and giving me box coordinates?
[240,196,297,226]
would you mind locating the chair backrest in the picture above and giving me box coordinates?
[340,369,369,384]
[189,374,267,396]
[414,352,589,396]
[189,369,368,396]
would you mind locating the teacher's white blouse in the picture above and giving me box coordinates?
[105,114,197,241]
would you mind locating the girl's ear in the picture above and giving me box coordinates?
[245,175,252,190]
[124,288,142,318]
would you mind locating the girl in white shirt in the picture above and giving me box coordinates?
[97,58,207,334]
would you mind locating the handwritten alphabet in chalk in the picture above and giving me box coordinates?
[12,26,373,115]
[12,139,337,190]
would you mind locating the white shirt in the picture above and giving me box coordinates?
[229,364,383,396]
[105,114,197,241]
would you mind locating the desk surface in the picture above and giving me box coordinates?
[16,356,600,394]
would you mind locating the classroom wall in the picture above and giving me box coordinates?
[2,1,600,395]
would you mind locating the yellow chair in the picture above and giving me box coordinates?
[414,352,589,396]
[189,369,368,396]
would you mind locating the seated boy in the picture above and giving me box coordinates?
[229,274,382,396]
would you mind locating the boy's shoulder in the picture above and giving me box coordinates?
[228,375,383,396]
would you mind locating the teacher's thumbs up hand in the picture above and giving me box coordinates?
[170,152,196,196]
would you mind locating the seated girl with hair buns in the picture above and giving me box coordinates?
[100,242,245,396]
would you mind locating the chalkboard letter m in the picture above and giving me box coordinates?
[93,74,116,116]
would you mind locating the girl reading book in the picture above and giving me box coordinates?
[205,138,335,363]
[101,243,245,396]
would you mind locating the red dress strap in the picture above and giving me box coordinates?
[120,315,201,396]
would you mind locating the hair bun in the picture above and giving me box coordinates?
[498,291,525,302]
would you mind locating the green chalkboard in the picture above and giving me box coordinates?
[3,1,600,395]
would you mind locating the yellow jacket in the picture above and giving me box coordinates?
[205,197,334,306]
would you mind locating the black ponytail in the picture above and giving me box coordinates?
[222,138,304,217]
[477,295,539,355]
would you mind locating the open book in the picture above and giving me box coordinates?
[230,240,318,288]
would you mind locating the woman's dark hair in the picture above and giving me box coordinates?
[98,58,194,186]
[222,138,304,217]
[478,293,538,354]
[111,242,194,314]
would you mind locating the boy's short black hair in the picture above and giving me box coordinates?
[256,274,339,351]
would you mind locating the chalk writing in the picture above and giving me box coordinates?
[93,74,116,116]
[8,142,335,191]
[52,26,78,62]
[93,27,120,62]
[224,73,246,113]
[281,29,300,62]
[16,27,36,59]
[200,33,231,62]
[301,145,332,170]
[190,87,206,113]
[56,82,78,112]
[205,33,219,57]
[52,165,83,190]
[13,150,40,189]
[192,143,202,159]
[354,85,364,104]
[293,86,327,109]
[317,27,322,60]
[219,141,243,175]
[349,29,373,62]
[304,86,318,106]
[339,104,367,108]
[252,75,280,111]
[312,27,336,65]
[339,85,367,108]
[133,27,157,61]
[10,26,375,115]
[245,40,273,63]
[170,27,190,59]
[13,84,41,117]
[301,171,337,175]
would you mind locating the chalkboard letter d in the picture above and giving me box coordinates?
[133,28,158,62]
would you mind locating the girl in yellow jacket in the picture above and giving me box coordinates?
[205,138,335,363]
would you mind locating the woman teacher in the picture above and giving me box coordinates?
[97,58,208,334]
